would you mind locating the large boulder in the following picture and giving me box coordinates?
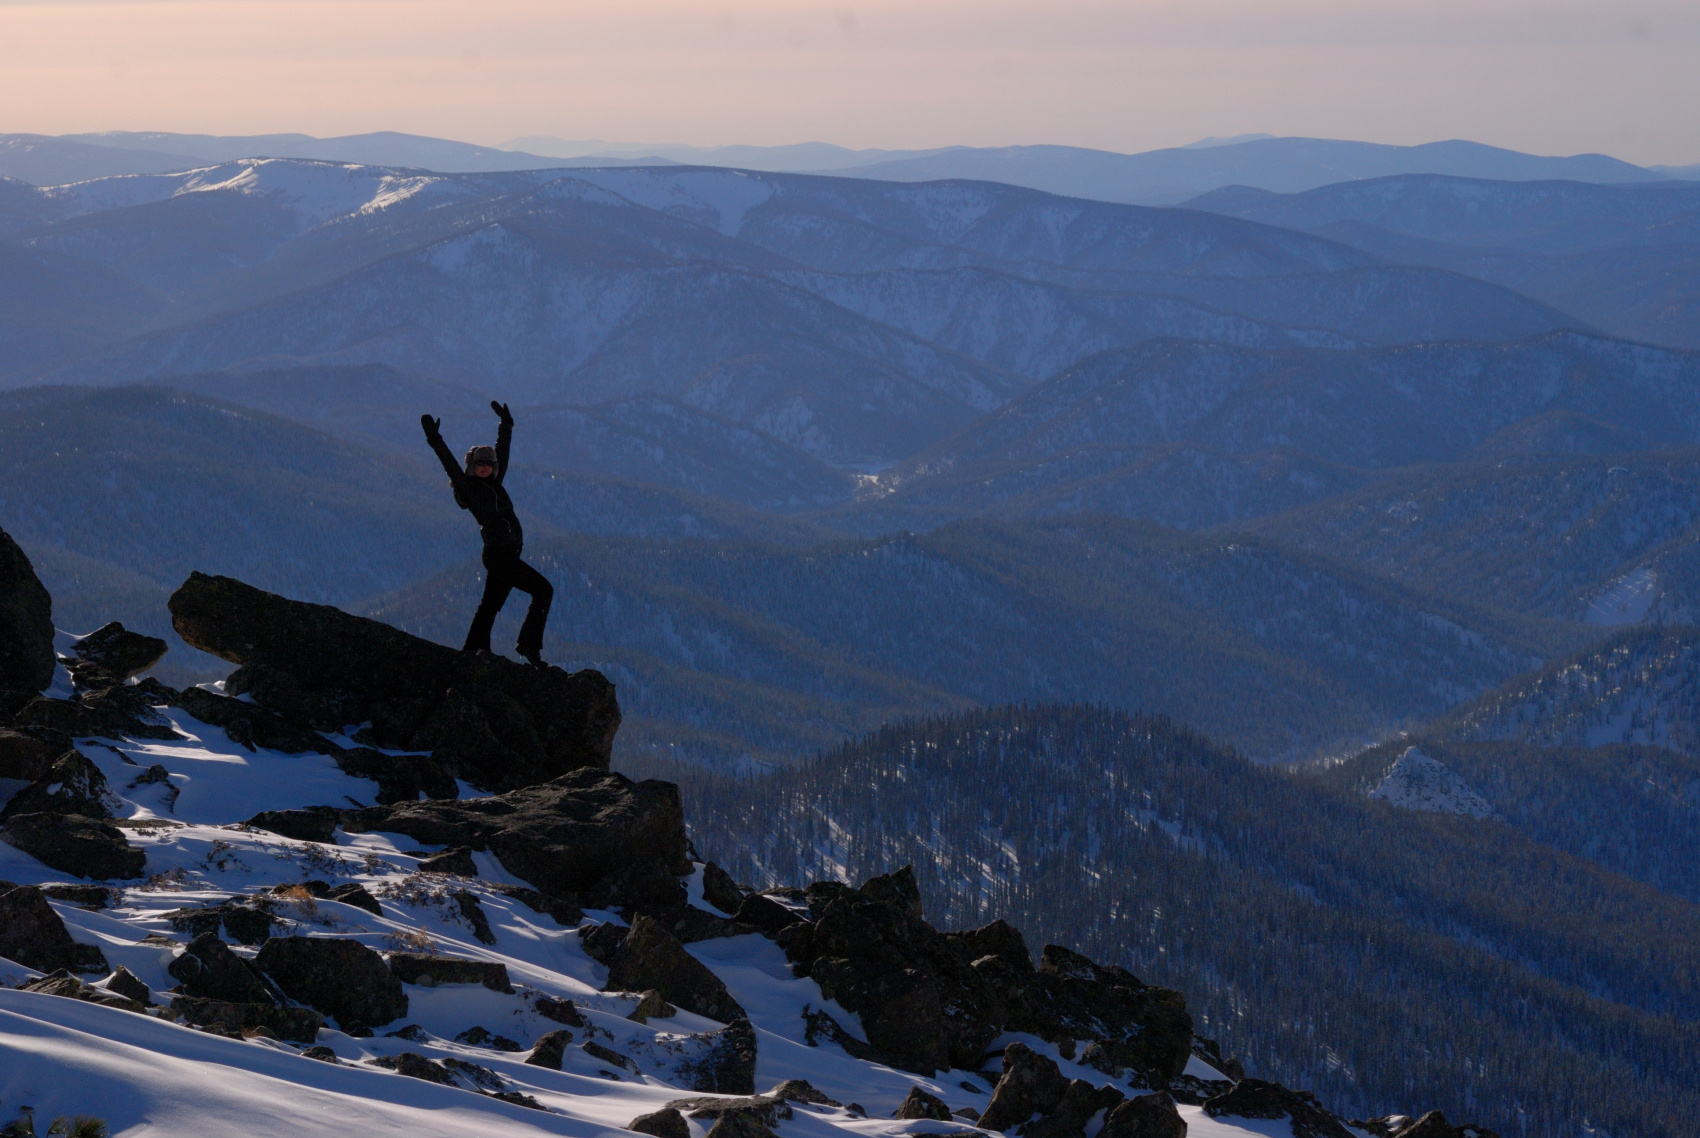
[168,933,278,1004]
[0,528,54,697]
[1,750,119,820]
[254,936,408,1033]
[0,812,146,880]
[169,572,620,790]
[605,915,746,1024]
[1204,1079,1355,1138]
[346,769,689,900]
[0,881,105,973]
[0,728,66,784]
[63,622,168,689]
[1100,1092,1187,1138]
[980,1042,1072,1132]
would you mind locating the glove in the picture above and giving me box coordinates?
[491,400,514,426]
[420,414,441,437]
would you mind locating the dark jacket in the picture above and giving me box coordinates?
[427,420,523,547]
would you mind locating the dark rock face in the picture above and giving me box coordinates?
[675,1017,758,1094]
[705,1114,777,1138]
[40,882,112,908]
[418,846,477,875]
[648,903,753,945]
[104,965,151,1006]
[1395,1113,1462,1138]
[492,883,583,926]
[980,1043,1073,1132]
[580,921,630,964]
[169,933,278,1004]
[605,914,746,1024]
[526,1029,576,1070]
[534,995,585,1026]
[15,679,184,742]
[451,890,496,944]
[629,1108,690,1138]
[1100,1092,1187,1138]
[163,901,274,945]
[0,880,96,972]
[64,623,168,688]
[169,572,620,791]
[769,1081,841,1107]
[387,952,513,992]
[368,1051,456,1084]
[246,807,340,844]
[0,812,146,880]
[174,687,332,755]
[347,769,689,901]
[701,862,745,915]
[325,883,382,917]
[254,936,408,1033]
[1027,1081,1130,1138]
[895,1087,953,1121]
[0,528,54,697]
[665,1095,793,1127]
[1204,1079,1355,1138]
[23,969,141,1011]
[172,996,325,1043]
[0,728,64,783]
[0,750,117,820]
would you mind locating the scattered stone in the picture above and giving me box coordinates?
[254,936,408,1033]
[526,1029,576,1070]
[1203,1079,1354,1138]
[1,750,120,820]
[1099,1092,1186,1138]
[220,904,276,946]
[302,1045,340,1063]
[453,1025,522,1051]
[675,1017,758,1095]
[895,1087,952,1121]
[534,995,585,1026]
[169,572,620,790]
[665,1095,793,1126]
[174,687,334,754]
[1,812,147,880]
[418,846,477,875]
[387,952,513,992]
[629,989,677,1022]
[103,966,151,1006]
[768,1080,842,1107]
[491,1091,551,1112]
[579,921,629,964]
[385,1024,430,1042]
[170,997,324,1043]
[0,527,55,695]
[450,890,497,944]
[585,1040,636,1070]
[64,623,168,687]
[980,1043,1071,1132]
[246,807,341,844]
[325,883,382,917]
[367,1051,455,1085]
[345,769,688,902]
[0,880,98,973]
[169,933,277,1004]
[443,1055,505,1088]
[629,1107,690,1138]
[701,862,746,915]
[606,914,746,1024]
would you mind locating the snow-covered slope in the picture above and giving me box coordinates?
[1367,747,1495,818]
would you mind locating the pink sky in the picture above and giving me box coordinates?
[2,0,1696,163]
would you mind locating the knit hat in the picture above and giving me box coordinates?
[464,445,497,471]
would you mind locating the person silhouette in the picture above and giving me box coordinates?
[420,401,553,666]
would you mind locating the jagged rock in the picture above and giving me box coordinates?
[701,862,746,915]
[1394,1113,1463,1138]
[0,749,118,820]
[579,921,629,964]
[1027,1080,1129,1138]
[1164,1072,1235,1107]
[246,807,340,843]
[385,1023,430,1041]
[171,996,324,1043]
[605,914,746,1023]
[332,747,459,805]
[387,952,513,992]
[534,995,585,1025]
[454,1025,522,1051]
[1026,946,1193,1081]
[628,1108,690,1138]
[705,1114,777,1138]
[23,969,140,1011]
[491,883,583,926]
[1191,1036,1245,1082]
[450,890,496,944]
[169,572,620,790]
[734,893,804,933]
[585,858,689,915]
[367,1051,456,1084]
[346,769,688,901]
[0,728,64,783]
[629,989,677,1022]
[0,527,55,696]
[1204,1079,1354,1138]
[648,903,752,944]
[173,687,333,754]
[302,1045,340,1063]
[254,936,407,1033]
[325,883,382,917]
[944,919,1034,972]
[665,1095,793,1126]
[768,1080,841,1107]
[980,1043,1073,1131]
[675,1017,758,1094]
[418,846,477,875]
[895,1087,952,1121]
[860,866,924,918]
[800,1003,884,1062]
[103,966,151,1006]
[39,883,112,908]
[15,680,184,741]
[169,933,277,1004]
[586,1039,636,1070]
[526,1028,576,1069]
[1100,1092,1187,1138]
[0,881,104,973]
[164,901,275,945]
[0,812,146,879]
[64,623,168,688]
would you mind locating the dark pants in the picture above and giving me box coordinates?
[464,544,553,656]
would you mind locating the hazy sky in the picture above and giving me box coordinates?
[2,0,1697,163]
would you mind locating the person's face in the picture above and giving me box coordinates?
[471,460,495,478]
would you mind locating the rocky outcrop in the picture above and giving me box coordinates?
[171,996,324,1043]
[0,881,108,973]
[605,915,746,1024]
[673,1017,758,1094]
[254,936,407,1034]
[169,933,279,1004]
[629,1108,690,1138]
[0,528,54,698]
[23,970,142,1011]
[980,1042,1072,1131]
[346,769,689,903]
[0,728,66,784]
[14,679,183,742]
[0,750,119,820]
[169,572,620,791]
[895,1088,952,1121]
[387,953,513,992]
[63,623,167,689]
[1203,1079,1355,1138]
[701,862,746,915]
[1100,1092,1187,1138]
[0,812,146,880]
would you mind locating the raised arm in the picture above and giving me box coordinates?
[491,401,514,483]
[421,414,465,485]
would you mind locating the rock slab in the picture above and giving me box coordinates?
[0,528,54,697]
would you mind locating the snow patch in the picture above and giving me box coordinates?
[1586,566,1658,627]
[1368,748,1495,819]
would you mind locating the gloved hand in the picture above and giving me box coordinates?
[420,414,442,437]
[490,400,514,426]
